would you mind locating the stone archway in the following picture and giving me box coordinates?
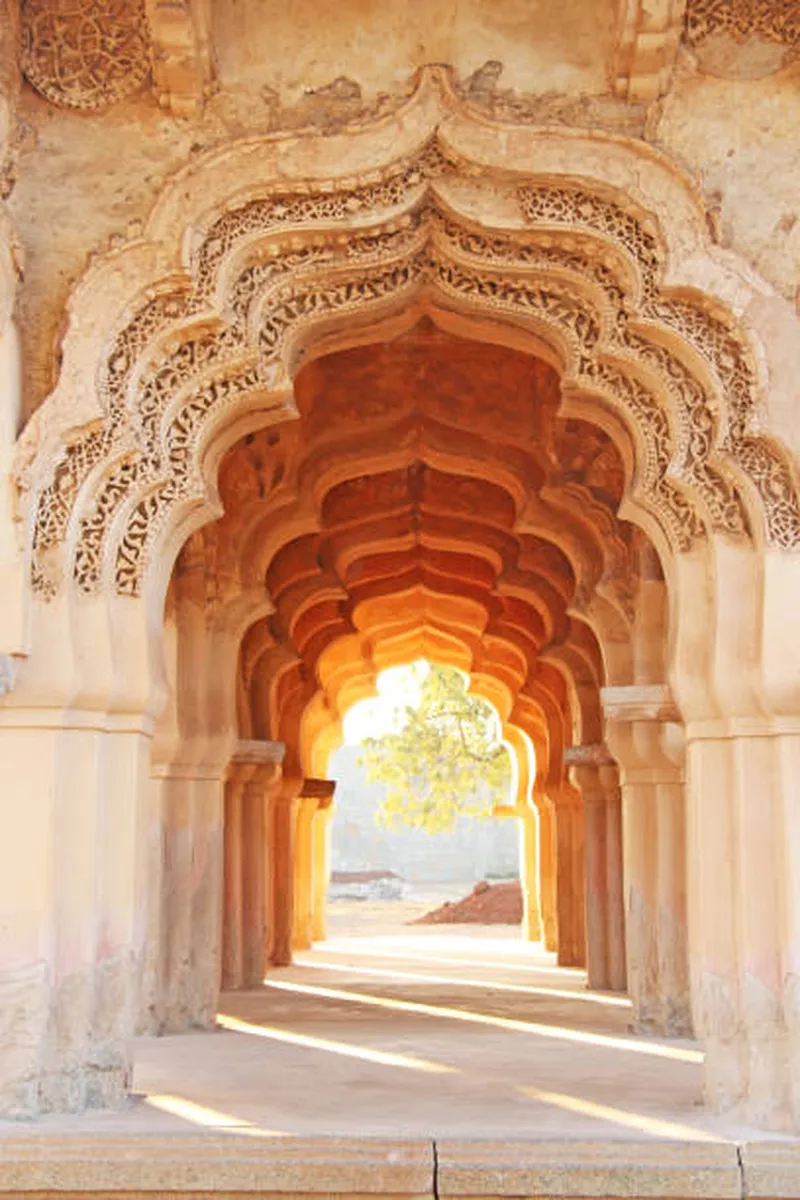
[3,68,800,1128]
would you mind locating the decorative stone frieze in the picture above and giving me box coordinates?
[18,87,800,614]
[685,0,800,51]
[20,0,151,109]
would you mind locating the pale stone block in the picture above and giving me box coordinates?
[436,1140,741,1198]
[0,1135,434,1197]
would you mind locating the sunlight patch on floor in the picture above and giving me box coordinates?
[145,1093,288,1137]
[217,1012,459,1073]
[296,957,632,1008]
[519,1086,722,1142]
[260,979,703,1063]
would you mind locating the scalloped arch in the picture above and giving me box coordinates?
[15,67,800,614]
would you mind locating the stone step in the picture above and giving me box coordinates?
[0,1136,798,1199]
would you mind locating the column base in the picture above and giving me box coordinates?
[0,959,133,1118]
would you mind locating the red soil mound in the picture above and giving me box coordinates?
[411,879,523,925]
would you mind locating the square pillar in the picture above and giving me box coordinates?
[604,685,691,1036]
[222,741,285,989]
[565,744,626,992]
[292,779,335,953]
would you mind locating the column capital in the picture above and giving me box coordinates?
[601,684,680,724]
[563,743,614,768]
[231,738,286,765]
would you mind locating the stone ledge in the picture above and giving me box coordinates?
[0,1135,433,1196]
[740,1142,800,1197]
[435,1140,742,1197]
[4,1137,800,1198]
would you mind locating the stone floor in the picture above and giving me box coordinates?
[1,900,793,1144]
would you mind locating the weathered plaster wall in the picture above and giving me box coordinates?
[654,57,800,305]
[211,0,616,101]
[9,92,201,423]
[5,0,617,424]
[6,5,800,426]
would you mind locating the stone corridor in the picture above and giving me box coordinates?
[0,920,772,1144]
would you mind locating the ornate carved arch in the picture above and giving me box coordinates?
[16,70,800,616]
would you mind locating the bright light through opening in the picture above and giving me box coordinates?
[342,659,431,744]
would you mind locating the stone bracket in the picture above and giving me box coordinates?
[601,683,680,723]
[231,738,286,765]
[563,742,615,767]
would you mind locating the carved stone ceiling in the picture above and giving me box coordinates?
[182,323,634,752]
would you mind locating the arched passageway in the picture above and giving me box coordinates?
[4,79,800,1129]
[174,325,637,1009]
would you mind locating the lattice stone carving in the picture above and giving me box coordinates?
[20,0,150,109]
[28,140,800,603]
[685,0,800,48]
[517,182,794,546]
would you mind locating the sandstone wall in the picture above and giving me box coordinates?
[5,4,800,424]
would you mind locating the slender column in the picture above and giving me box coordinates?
[240,766,268,986]
[221,741,284,989]
[604,686,691,1034]
[267,780,301,967]
[657,740,690,1032]
[293,796,318,952]
[553,783,585,967]
[570,758,610,989]
[520,807,543,942]
[293,779,335,952]
[311,800,333,943]
[600,762,627,992]
[566,745,626,992]
[505,727,542,942]
[222,762,251,989]
[536,792,558,952]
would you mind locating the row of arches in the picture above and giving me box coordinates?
[151,322,650,1022]
[3,73,800,1128]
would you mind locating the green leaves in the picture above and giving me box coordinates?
[358,665,511,833]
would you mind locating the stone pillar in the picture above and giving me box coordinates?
[552,782,585,967]
[685,725,800,1126]
[668,539,800,1128]
[266,780,301,967]
[536,791,559,952]
[0,594,154,1115]
[222,761,251,989]
[293,779,335,952]
[566,745,626,991]
[600,761,627,992]
[505,726,542,942]
[520,807,543,942]
[311,798,334,943]
[571,760,609,989]
[604,685,691,1035]
[149,762,228,1030]
[222,741,284,989]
